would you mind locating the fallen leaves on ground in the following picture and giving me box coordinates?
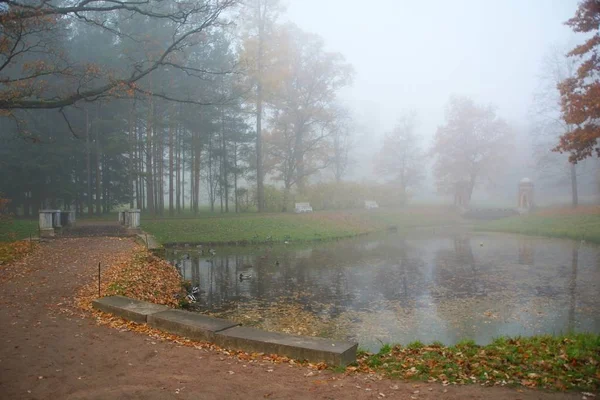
[76,246,185,310]
[355,335,600,392]
[0,240,39,281]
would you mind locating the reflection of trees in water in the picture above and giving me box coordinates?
[168,235,427,316]
[433,236,488,298]
[372,239,425,306]
[568,242,579,332]
[518,239,534,265]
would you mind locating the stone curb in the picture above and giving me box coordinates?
[91,295,169,323]
[148,309,239,342]
[92,296,357,366]
[215,326,358,366]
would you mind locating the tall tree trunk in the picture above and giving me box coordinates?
[176,124,181,214]
[152,129,160,215]
[169,120,174,216]
[282,182,290,212]
[86,108,92,216]
[191,137,195,213]
[182,144,186,211]
[255,3,265,213]
[128,99,135,209]
[234,141,238,213]
[134,119,141,209]
[571,162,578,208]
[194,131,201,214]
[146,100,155,214]
[158,126,165,215]
[208,134,214,213]
[221,108,229,213]
[295,127,305,194]
[95,105,102,216]
[138,119,144,210]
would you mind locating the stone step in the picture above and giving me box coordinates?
[148,309,239,342]
[215,326,357,366]
[92,296,169,323]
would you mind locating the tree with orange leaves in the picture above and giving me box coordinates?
[556,0,600,162]
[0,0,237,116]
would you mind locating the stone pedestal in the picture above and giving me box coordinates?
[61,210,76,227]
[126,209,141,232]
[39,210,56,237]
[128,209,141,229]
[51,210,62,229]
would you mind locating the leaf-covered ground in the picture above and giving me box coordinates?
[357,335,600,392]
[77,246,185,310]
[0,240,38,268]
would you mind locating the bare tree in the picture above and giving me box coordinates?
[264,111,332,211]
[329,106,353,183]
[531,47,585,207]
[239,0,284,212]
[375,111,424,204]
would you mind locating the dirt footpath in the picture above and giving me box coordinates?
[0,238,580,400]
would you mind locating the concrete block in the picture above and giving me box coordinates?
[215,326,358,366]
[148,309,239,342]
[92,296,169,323]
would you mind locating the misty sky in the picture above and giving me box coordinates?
[286,0,580,160]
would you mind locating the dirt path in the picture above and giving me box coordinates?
[0,238,580,400]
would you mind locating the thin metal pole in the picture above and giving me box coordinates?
[145,234,148,250]
[98,262,101,298]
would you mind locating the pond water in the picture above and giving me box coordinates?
[165,230,600,352]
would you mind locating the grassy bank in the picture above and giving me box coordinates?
[357,334,600,391]
[478,210,600,243]
[142,208,460,245]
[0,219,38,242]
[0,219,39,265]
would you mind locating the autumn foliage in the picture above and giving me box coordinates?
[556,0,600,161]
[77,247,186,310]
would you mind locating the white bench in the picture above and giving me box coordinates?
[364,200,379,210]
[295,202,313,213]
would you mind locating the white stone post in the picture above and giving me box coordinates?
[39,210,55,237]
[128,209,141,230]
[118,211,125,225]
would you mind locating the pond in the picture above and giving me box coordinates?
[164,230,600,352]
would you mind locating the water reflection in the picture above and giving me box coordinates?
[166,232,600,352]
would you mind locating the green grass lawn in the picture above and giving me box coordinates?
[0,219,38,242]
[142,208,461,245]
[478,213,600,243]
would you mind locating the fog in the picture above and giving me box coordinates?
[287,0,596,204]
[288,0,580,179]
[1,0,598,215]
